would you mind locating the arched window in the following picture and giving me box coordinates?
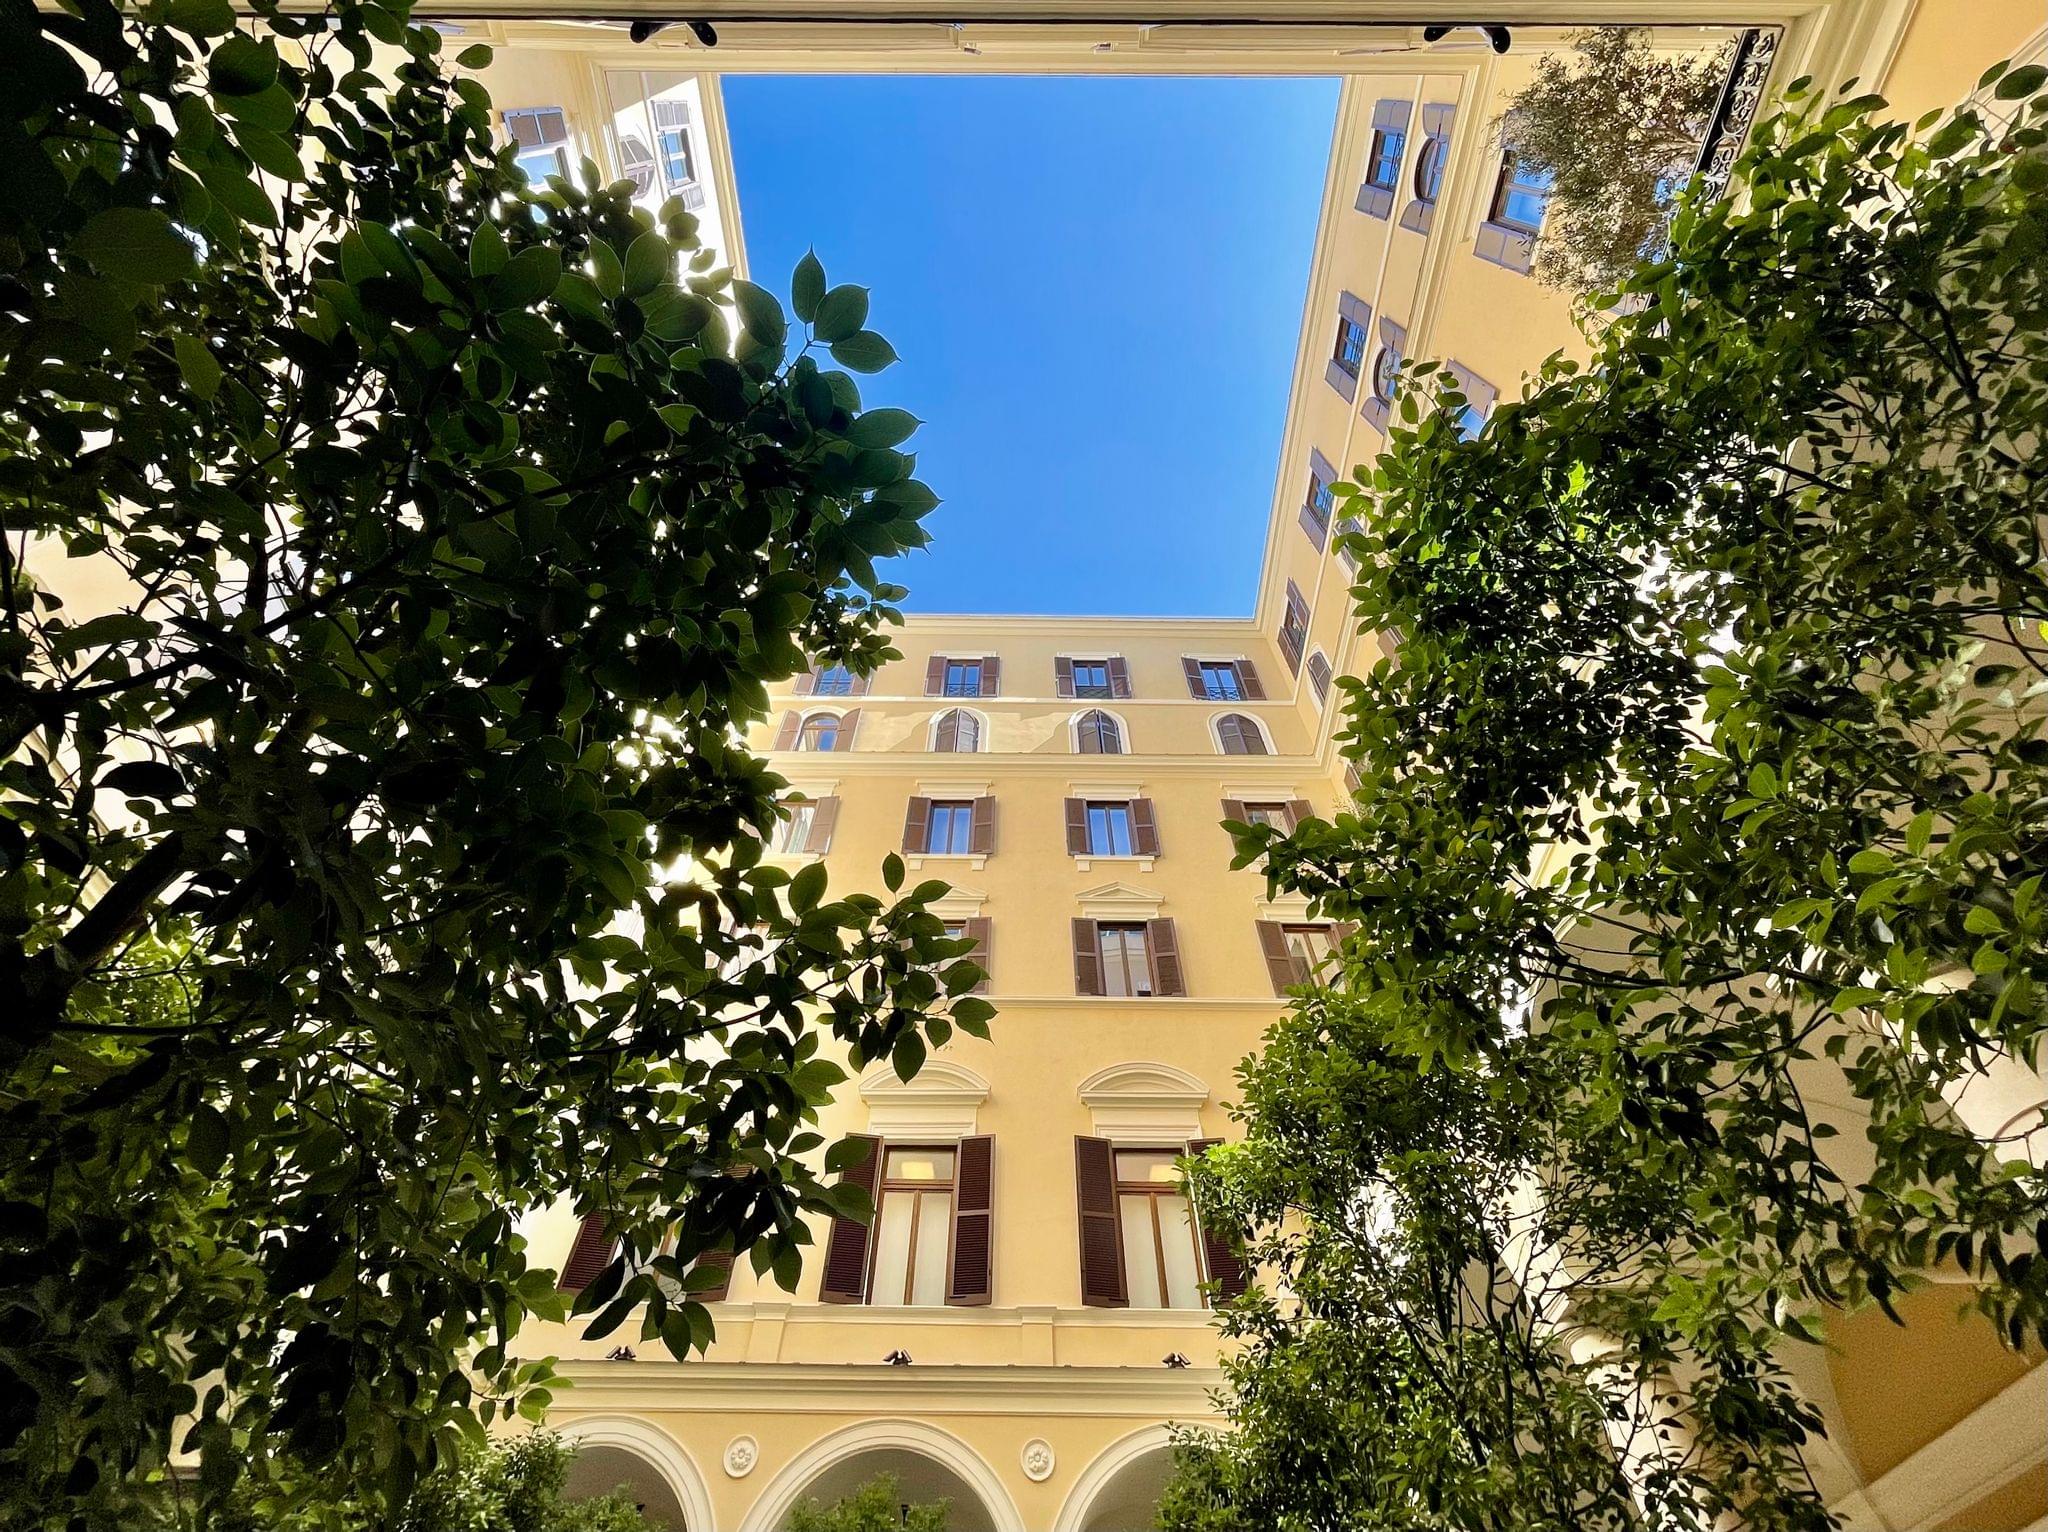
[933,708,981,753]
[799,713,841,752]
[1371,341,1402,406]
[1075,709,1125,755]
[1216,713,1268,756]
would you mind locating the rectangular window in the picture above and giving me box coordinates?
[1283,924,1336,973]
[1115,1150,1204,1309]
[1333,315,1368,379]
[1071,661,1112,698]
[1241,802,1293,831]
[651,95,696,188]
[812,665,855,696]
[1366,126,1407,190]
[1492,151,1554,235]
[775,801,815,853]
[925,801,975,855]
[1199,662,1244,701]
[1099,923,1155,998]
[868,1146,956,1306]
[503,107,570,186]
[1309,474,1335,527]
[1280,582,1310,671]
[943,660,983,697]
[1086,802,1134,857]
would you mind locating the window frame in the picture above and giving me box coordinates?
[1365,125,1407,192]
[1085,801,1136,858]
[1070,660,1113,698]
[502,105,571,186]
[942,659,984,698]
[924,800,977,855]
[930,706,984,753]
[1214,712,1272,757]
[865,1143,959,1307]
[1332,314,1368,379]
[797,712,842,752]
[1490,149,1554,236]
[1072,708,1127,756]
[1197,662,1245,701]
[1414,133,1449,204]
[1371,341,1402,407]
[812,664,856,696]
[1097,922,1156,998]
[1114,1148,1207,1310]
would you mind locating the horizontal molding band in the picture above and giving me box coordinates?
[545,1360,1227,1416]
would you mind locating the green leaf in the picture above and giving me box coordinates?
[469,221,507,277]
[814,283,869,343]
[622,231,671,298]
[790,860,826,913]
[207,34,278,95]
[849,408,919,449]
[732,280,786,349]
[229,121,306,182]
[1993,64,2045,98]
[829,330,899,374]
[53,612,159,656]
[165,0,235,35]
[74,207,197,285]
[825,1137,876,1174]
[489,246,562,311]
[456,43,495,68]
[882,852,904,892]
[173,334,221,400]
[186,1104,229,1178]
[791,249,825,323]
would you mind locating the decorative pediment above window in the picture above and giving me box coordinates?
[927,885,988,920]
[859,1058,992,1138]
[1254,894,1315,924]
[1075,881,1165,920]
[1078,1061,1210,1140]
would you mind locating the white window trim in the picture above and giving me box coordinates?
[1078,1061,1210,1142]
[904,852,988,872]
[1067,706,1132,755]
[859,1059,990,1139]
[1076,881,1165,921]
[1208,710,1276,756]
[927,705,989,753]
[795,706,852,751]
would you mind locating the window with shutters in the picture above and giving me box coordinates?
[1259,919,1342,993]
[1371,339,1402,407]
[943,919,991,994]
[813,664,856,696]
[1085,803,1135,857]
[1332,312,1368,379]
[1304,471,1334,538]
[932,708,981,753]
[1284,923,1336,972]
[1365,123,1407,192]
[652,95,696,189]
[1491,149,1554,235]
[943,659,983,697]
[502,107,571,186]
[1099,923,1155,997]
[1307,651,1333,704]
[1199,662,1243,700]
[1414,130,1449,203]
[775,799,815,852]
[868,1145,957,1306]
[1074,709,1125,755]
[1115,1149,1206,1309]
[1071,661,1112,697]
[798,713,841,751]
[1241,801,1293,831]
[924,801,975,854]
[1280,583,1310,671]
[1215,713,1269,756]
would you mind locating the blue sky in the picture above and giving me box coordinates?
[724,75,1339,617]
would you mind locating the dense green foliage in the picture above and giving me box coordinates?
[0,0,984,1524]
[210,1434,656,1532]
[1167,69,2048,1532]
[1498,27,1733,294]
[785,1473,950,1532]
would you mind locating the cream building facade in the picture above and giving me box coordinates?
[432,5,2048,1528]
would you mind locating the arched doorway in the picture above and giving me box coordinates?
[738,1420,1024,1532]
[555,1416,716,1531]
[1055,1426,1179,1532]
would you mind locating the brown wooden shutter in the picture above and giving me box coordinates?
[819,1133,882,1303]
[1236,660,1265,700]
[804,796,839,855]
[947,1134,994,1306]
[1074,1136,1127,1307]
[1257,921,1300,996]
[925,655,947,695]
[691,1248,736,1302]
[772,712,799,751]
[1287,799,1314,830]
[1220,797,1248,826]
[848,671,870,697]
[934,710,959,752]
[980,656,1000,696]
[1077,713,1102,755]
[1055,656,1075,697]
[1187,1138,1249,1301]
[1217,716,1244,756]
[1064,798,1089,856]
[1072,919,1104,995]
[1181,656,1205,697]
[970,795,996,855]
[964,916,991,995]
[1108,656,1132,698]
[1148,918,1185,996]
[794,669,816,696]
[902,796,931,854]
[558,1212,615,1293]
[1131,798,1159,856]
[834,708,859,750]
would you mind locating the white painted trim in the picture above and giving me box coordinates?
[1827,1362,2047,1532]
[1079,1062,1211,1141]
[552,1360,1224,1415]
[859,1058,992,1139]
[904,851,988,872]
[1075,880,1166,919]
[926,884,989,919]
[733,1418,1027,1532]
[1074,854,1157,874]
[1254,894,1315,923]
[1066,778,1148,799]
[912,777,993,798]
[554,1414,717,1532]
[1052,1423,1184,1532]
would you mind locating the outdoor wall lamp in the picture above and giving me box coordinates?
[1422,22,1512,51]
[628,18,719,44]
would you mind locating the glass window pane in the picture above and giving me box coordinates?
[870,1191,913,1305]
[886,1147,955,1182]
[1119,1195,1165,1308]
[778,802,814,851]
[1116,1150,1181,1184]
[911,1190,952,1306]
[1158,1193,1203,1308]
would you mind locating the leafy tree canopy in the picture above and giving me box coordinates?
[785,1473,951,1532]
[0,0,985,1524]
[1168,66,2048,1532]
[1498,27,1733,294]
